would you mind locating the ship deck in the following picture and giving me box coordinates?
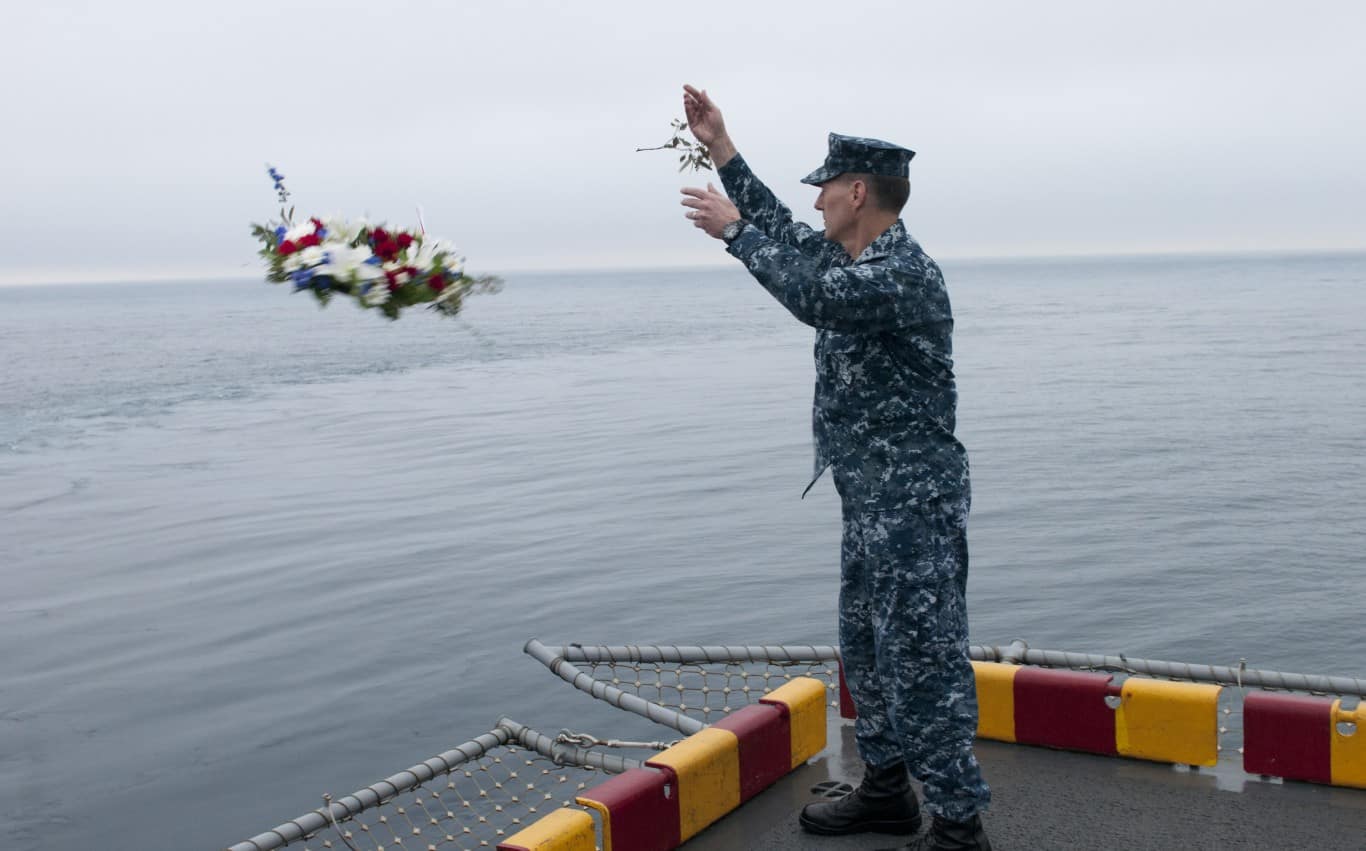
[686,719,1366,850]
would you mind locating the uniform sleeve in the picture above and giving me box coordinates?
[718,154,832,259]
[726,226,945,333]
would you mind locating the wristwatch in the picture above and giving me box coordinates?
[721,218,747,244]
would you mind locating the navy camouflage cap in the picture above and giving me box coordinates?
[801,133,916,185]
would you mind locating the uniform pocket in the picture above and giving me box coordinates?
[858,500,967,587]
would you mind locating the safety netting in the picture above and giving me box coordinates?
[226,720,635,851]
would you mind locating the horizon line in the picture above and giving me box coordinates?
[3,244,1364,287]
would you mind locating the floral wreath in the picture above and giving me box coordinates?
[250,165,500,320]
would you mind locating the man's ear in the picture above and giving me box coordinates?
[850,179,867,211]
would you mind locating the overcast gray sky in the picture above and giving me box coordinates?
[2,0,1363,284]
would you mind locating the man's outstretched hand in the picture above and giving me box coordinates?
[683,85,737,167]
[682,85,725,146]
[681,183,740,240]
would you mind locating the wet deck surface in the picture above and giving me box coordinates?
[686,722,1366,850]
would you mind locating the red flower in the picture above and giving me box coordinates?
[428,273,447,293]
[397,233,414,249]
[298,233,321,249]
[310,217,324,231]
[278,240,298,256]
[371,227,389,243]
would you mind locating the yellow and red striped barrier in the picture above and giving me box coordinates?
[969,662,1221,766]
[865,661,1366,790]
[760,677,829,768]
[841,661,1366,789]
[501,665,1366,851]
[646,728,741,843]
[497,676,827,851]
[1243,691,1366,789]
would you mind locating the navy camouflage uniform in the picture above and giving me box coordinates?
[717,134,990,821]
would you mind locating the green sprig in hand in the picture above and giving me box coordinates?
[637,118,713,172]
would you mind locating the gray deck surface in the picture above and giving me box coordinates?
[685,721,1366,850]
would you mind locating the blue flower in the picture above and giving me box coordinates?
[266,163,290,204]
[291,268,314,290]
[274,226,287,243]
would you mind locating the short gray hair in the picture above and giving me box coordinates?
[849,172,910,213]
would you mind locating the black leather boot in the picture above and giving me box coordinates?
[798,760,923,836]
[878,814,992,850]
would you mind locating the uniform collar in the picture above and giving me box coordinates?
[853,219,910,265]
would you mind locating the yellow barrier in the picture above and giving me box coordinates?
[646,728,741,842]
[573,796,615,851]
[1114,678,1221,767]
[971,662,1018,742]
[1331,699,1366,789]
[497,807,596,851]
[761,677,828,768]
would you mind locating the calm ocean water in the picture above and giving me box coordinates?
[2,254,1364,850]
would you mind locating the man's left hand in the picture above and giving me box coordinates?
[680,183,740,240]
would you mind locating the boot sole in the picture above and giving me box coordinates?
[797,812,924,836]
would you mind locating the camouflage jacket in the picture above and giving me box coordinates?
[718,154,969,508]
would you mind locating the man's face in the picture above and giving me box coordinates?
[814,175,858,243]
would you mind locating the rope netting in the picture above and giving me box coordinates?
[579,656,843,721]
[227,720,634,851]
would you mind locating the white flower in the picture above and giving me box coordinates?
[323,216,367,244]
[296,245,325,268]
[317,245,382,282]
[284,222,318,243]
[409,237,463,274]
[407,240,436,271]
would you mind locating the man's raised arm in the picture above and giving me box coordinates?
[682,84,737,168]
[682,85,825,255]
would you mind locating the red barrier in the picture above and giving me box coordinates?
[1243,691,1333,784]
[575,767,679,851]
[837,658,858,720]
[711,703,791,802]
[1013,668,1118,755]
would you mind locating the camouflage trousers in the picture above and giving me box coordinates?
[838,494,991,821]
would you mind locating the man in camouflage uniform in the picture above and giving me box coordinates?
[679,85,991,851]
